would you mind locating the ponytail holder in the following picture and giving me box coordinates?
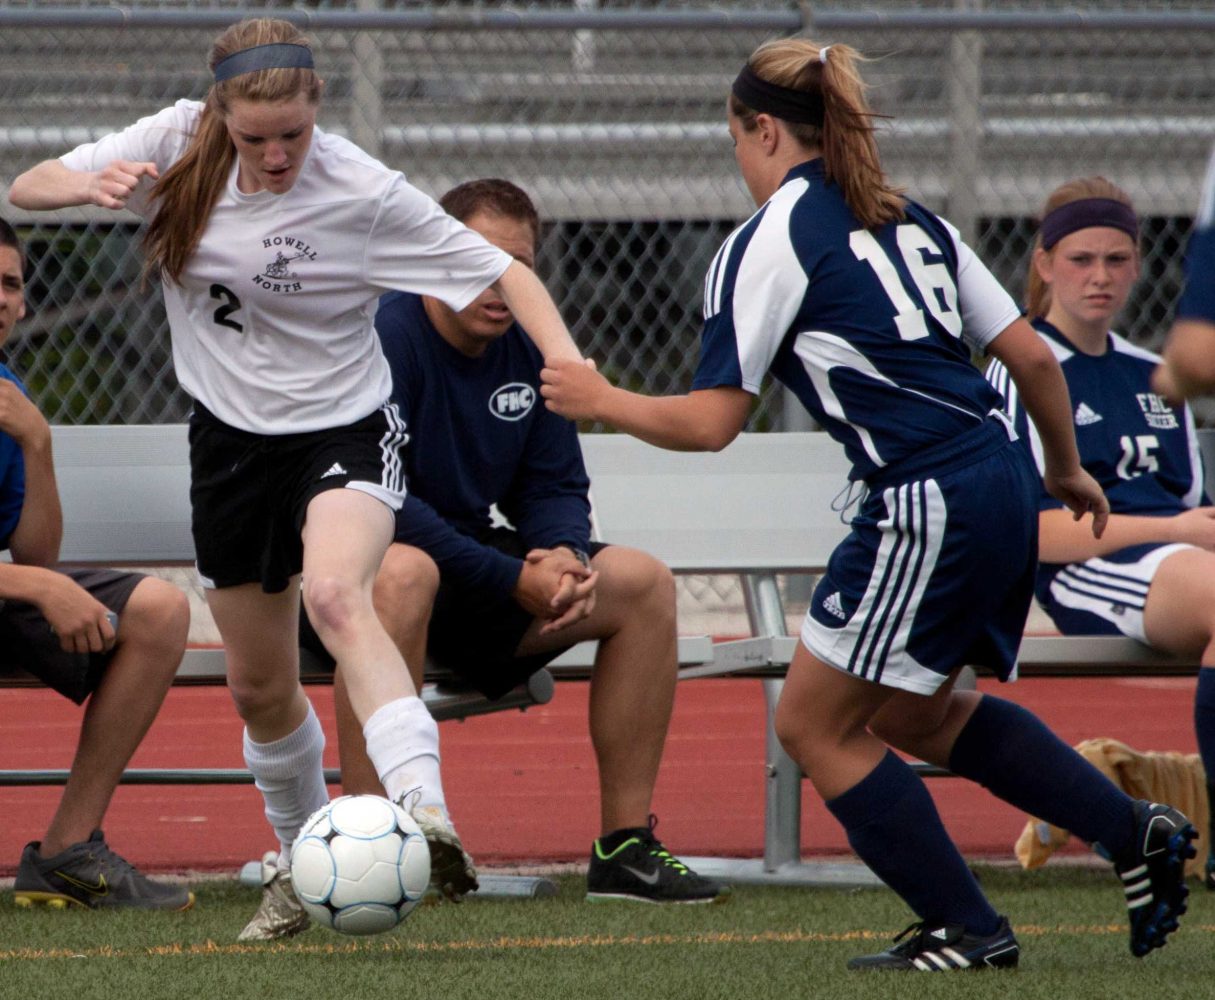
[819,46,832,64]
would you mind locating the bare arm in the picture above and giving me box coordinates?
[986,317,1109,536]
[495,261,583,364]
[1040,506,1215,564]
[9,157,159,212]
[540,358,753,452]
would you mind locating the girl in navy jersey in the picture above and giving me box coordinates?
[987,175,1215,887]
[8,17,584,939]
[542,38,1195,969]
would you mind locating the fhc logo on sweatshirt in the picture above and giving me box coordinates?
[489,382,536,421]
[253,236,318,293]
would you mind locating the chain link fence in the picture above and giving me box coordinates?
[3,2,1214,427]
[3,1,1214,632]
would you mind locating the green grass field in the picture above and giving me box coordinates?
[1,866,1212,1000]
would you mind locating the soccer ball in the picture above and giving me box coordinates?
[290,794,431,936]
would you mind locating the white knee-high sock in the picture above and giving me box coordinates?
[243,701,328,873]
[363,696,446,812]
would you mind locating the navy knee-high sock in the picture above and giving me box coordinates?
[826,749,1000,935]
[1193,668,1215,863]
[947,695,1136,858]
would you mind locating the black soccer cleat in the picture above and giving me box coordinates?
[586,815,725,904]
[1114,800,1197,957]
[847,917,1020,971]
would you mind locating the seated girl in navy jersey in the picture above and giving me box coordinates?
[542,37,1195,970]
[987,175,1215,886]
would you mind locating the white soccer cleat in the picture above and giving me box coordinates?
[405,803,479,902]
[237,851,311,942]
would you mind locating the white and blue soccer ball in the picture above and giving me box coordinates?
[290,794,431,936]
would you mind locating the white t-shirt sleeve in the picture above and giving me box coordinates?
[58,101,198,219]
[939,219,1022,351]
[363,174,513,311]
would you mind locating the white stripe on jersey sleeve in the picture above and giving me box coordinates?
[1197,143,1215,229]
[985,356,1046,476]
[729,179,811,393]
[938,218,1021,350]
[704,223,746,319]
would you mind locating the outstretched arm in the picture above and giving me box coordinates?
[541,358,752,452]
[496,262,583,364]
[9,157,159,212]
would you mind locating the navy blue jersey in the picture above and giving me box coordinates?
[0,364,28,550]
[692,159,1020,482]
[986,318,1207,516]
[375,291,591,598]
[1177,144,1215,324]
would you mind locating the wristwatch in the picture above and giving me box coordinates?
[564,547,591,569]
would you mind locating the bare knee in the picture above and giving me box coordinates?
[114,577,189,681]
[303,574,366,639]
[373,545,438,627]
[599,549,676,632]
[228,669,300,723]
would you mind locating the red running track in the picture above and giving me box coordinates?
[0,674,1196,876]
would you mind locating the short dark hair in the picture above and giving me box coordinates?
[439,179,540,246]
[0,217,24,269]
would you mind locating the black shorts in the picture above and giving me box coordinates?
[189,401,408,593]
[0,568,144,705]
[300,529,606,700]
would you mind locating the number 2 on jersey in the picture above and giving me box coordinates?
[210,283,244,332]
[850,225,962,341]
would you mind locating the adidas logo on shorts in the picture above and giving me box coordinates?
[321,462,348,478]
[1073,402,1103,426]
[822,592,847,620]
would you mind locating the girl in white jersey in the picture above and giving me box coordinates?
[989,176,1215,887]
[9,17,586,940]
[543,38,1196,970]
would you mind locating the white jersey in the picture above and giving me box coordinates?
[61,100,512,434]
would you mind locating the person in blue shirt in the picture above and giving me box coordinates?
[541,38,1196,969]
[1155,144,1215,400]
[0,218,193,912]
[988,174,1215,887]
[301,178,723,907]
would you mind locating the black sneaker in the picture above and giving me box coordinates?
[1205,855,1215,892]
[586,816,724,904]
[1113,800,1196,957]
[13,830,195,911]
[847,917,1020,971]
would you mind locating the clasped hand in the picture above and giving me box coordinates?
[512,547,598,635]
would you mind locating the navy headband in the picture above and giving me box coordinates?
[213,43,314,84]
[731,63,825,127]
[1040,197,1138,250]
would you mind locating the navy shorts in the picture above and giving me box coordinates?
[1037,541,1193,642]
[189,401,408,593]
[301,529,606,700]
[801,419,1038,695]
[0,568,144,704]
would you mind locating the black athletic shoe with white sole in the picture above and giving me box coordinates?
[847,917,1020,971]
[1113,800,1197,957]
[586,816,724,904]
